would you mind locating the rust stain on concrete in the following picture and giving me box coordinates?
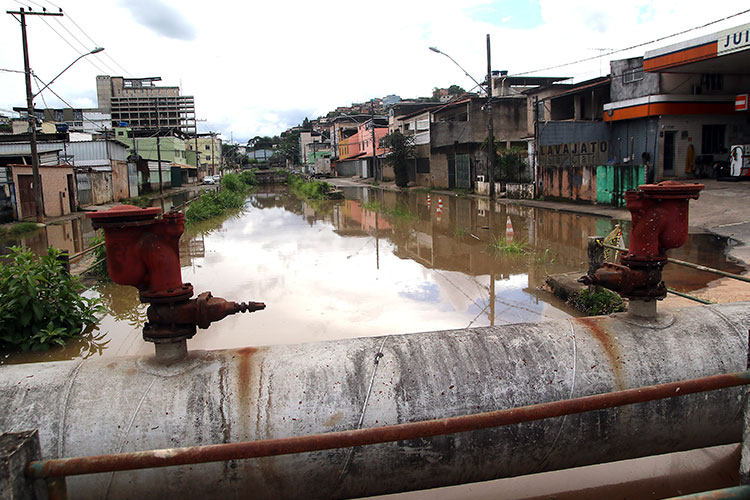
[324,411,344,427]
[576,317,626,391]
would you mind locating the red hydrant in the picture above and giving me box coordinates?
[581,181,703,300]
[88,205,264,357]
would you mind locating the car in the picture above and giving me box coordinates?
[212,175,221,182]
[202,176,215,185]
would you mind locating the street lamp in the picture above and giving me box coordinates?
[428,46,485,94]
[33,47,104,98]
[429,37,495,197]
[24,46,104,222]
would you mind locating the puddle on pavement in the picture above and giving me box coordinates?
[1,185,745,364]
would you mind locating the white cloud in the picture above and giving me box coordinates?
[1,0,749,141]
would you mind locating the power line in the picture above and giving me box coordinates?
[35,16,108,74]
[0,67,26,74]
[513,7,750,76]
[31,73,109,132]
[37,0,132,77]
[50,18,119,75]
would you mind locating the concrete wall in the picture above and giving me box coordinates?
[540,164,597,201]
[11,165,73,218]
[610,57,660,101]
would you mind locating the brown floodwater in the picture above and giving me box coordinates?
[1,185,744,364]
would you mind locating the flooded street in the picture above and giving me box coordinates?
[2,185,744,364]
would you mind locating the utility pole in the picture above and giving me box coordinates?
[155,100,164,197]
[370,101,379,181]
[486,34,496,199]
[8,7,64,222]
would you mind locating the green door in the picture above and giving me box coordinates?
[456,154,470,189]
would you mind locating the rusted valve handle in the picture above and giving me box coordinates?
[147,292,266,330]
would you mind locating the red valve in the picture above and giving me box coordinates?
[582,181,703,300]
[87,205,264,344]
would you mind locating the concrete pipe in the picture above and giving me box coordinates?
[1,302,749,500]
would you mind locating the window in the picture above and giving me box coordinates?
[416,158,430,174]
[206,155,211,161]
[205,145,210,150]
[701,74,723,91]
[702,124,726,154]
[623,68,644,84]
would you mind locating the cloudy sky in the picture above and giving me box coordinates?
[1,0,749,143]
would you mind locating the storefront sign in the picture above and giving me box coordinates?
[736,94,749,112]
[539,141,608,167]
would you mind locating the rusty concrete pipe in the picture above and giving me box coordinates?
[0,302,748,500]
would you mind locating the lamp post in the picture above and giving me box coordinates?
[24,43,104,222]
[429,37,495,197]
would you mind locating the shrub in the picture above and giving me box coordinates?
[0,246,103,351]
[89,233,108,279]
[568,287,626,316]
[221,172,244,192]
[239,170,258,186]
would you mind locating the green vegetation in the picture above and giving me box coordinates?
[185,172,256,224]
[89,234,108,279]
[0,222,42,239]
[490,236,529,255]
[568,287,626,316]
[0,246,103,351]
[288,175,331,200]
[381,131,415,188]
[413,187,434,194]
[122,195,151,208]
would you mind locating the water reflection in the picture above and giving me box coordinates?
[0,216,96,258]
[3,185,744,364]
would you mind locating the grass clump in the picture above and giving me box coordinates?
[0,246,104,351]
[288,175,331,200]
[568,287,626,316]
[185,172,255,224]
[490,236,528,255]
[0,222,42,239]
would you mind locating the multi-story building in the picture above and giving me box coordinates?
[186,134,222,177]
[96,75,196,135]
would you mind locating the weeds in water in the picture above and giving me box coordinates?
[454,226,467,238]
[535,248,555,264]
[185,172,255,224]
[288,175,331,200]
[0,222,42,239]
[89,233,109,279]
[490,236,528,255]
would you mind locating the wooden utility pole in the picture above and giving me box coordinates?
[7,7,64,222]
[370,101,379,181]
[155,100,164,197]
[486,34,496,199]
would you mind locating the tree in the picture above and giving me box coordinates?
[447,84,465,95]
[302,117,312,131]
[381,131,415,188]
